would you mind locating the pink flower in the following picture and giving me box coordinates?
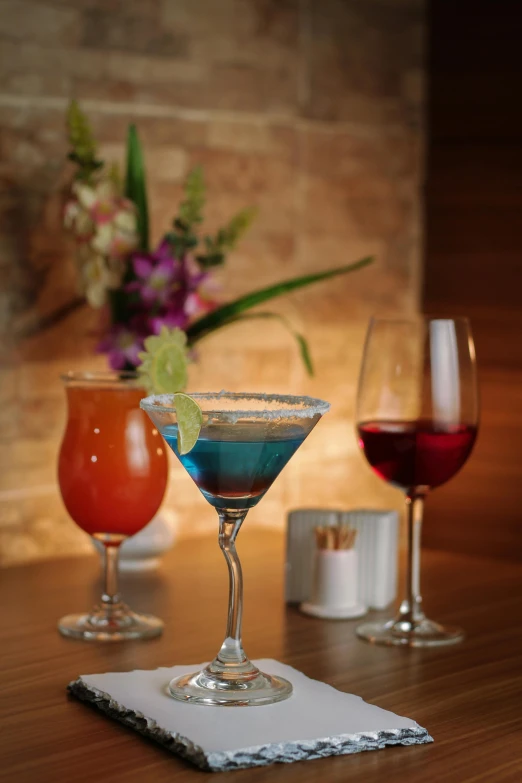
[184,274,220,319]
[184,291,211,318]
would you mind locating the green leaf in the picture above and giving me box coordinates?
[107,288,131,325]
[125,124,149,251]
[66,100,103,178]
[295,333,314,376]
[177,165,206,231]
[216,207,257,251]
[196,251,225,268]
[186,256,374,343]
[197,207,257,267]
[108,160,122,190]
[207,311,314,375]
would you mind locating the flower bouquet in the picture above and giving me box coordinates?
[64,101,372,385]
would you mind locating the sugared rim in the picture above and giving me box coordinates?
[61,370,140,384]
[140,391,331,420]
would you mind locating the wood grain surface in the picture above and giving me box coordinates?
[1,529,521,782]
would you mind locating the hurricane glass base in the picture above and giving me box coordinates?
[356,615,464,648]
[168,661,293,706]
[58,603,163,642]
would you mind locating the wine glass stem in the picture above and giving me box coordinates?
[101,544,122,610]
[216,509,248,666]
[401,494,425,624]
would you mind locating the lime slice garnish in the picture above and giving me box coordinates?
[149,341,188,394]
[137,327,202,453]
[174,392,203,454]
[138,326,188,394]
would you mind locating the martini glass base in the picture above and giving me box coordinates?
[58,604,163,642]
[168,665,293,706]
[356,616,464,648]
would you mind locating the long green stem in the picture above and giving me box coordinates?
[186,256,373,344]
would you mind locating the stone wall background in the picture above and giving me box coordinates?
[0,0,425,565]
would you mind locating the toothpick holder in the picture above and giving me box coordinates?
[300,548,367,619]
[286,509,399,610]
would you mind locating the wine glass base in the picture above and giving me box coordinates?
[168,668,293,706]
[356,617,464,648]
[58,605,163,642]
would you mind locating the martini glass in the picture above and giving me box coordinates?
[141,392,330,706]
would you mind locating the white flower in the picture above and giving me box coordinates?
[63,200,79,229]
[64,198,94,238]
[91,223,114,255]
[114,209,136,233]
[65,177,138,253]
[81,253,124,308]
[73,180,118,215]
[64,174,139,306]
[73,181,98,211]
[91,219,138,260]
[82,255,110,308]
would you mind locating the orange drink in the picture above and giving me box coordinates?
[57,372,168,641]
[59,384,167,538]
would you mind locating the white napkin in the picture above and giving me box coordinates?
[69,659,432,771]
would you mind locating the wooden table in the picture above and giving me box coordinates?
[1,529,521,782]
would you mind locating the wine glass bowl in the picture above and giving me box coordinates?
[357,420,477,495]
[141,391,330,705]
[355,317,479,647]
[57,371,168,641]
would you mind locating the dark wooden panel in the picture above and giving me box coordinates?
[423,1,522,558]
[423,368,522,559]
[429,2,522,141]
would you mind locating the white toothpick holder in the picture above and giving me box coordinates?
[300,548,367,619]
[286,508,399,610]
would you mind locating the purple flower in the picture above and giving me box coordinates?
[119,237,219,348]
[127,239,180,306]
[149,304,189,335]
[97,325,145,370]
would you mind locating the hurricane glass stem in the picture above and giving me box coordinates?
[101,543,123,612]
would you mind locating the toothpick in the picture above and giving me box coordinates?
[314,525,357,550]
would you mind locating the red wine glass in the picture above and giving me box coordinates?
[356,317,479,647]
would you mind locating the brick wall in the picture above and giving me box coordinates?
[0,0,425,565]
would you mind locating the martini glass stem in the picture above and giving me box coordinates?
[398,494,425,625]
[216,510,248,665]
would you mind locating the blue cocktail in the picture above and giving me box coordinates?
[163,423,306,510]
[141,392,330,706]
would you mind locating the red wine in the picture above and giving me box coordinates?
[358,420,477,494]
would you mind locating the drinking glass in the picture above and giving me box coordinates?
[141,392,330,705]
[356,317,479,647]
[58,371,168,641]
